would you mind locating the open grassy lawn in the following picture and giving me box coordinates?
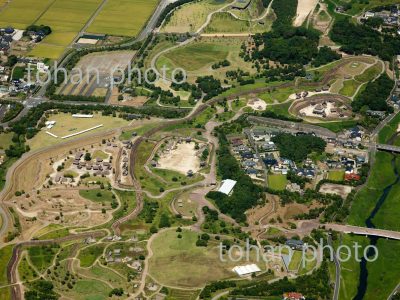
[364,239,400,300]
[0,132,14,150]
[339,79,360,97]
[0,245,13,286]
[38,228,70,240]
[149,229,257,288]
[78,243,106,268]
[267,174,287,191]
[158,42,229,72]
[378,111,400,144]
[315,120,358,133]
[87,0,158,36]
[0,287,10,300]
[110,190,136,222]
[71,279,111,300]
[27,245,59,273]
[288,251,303,271]
[26,112,129,151]
[355,62,382,83]
[328,170,345,181]
[337,234,368,300]
[0,0,54,29]
[204,11,273,33]
[18,255,38,281]
[372,156,400,231]
[161,0,229,33]
[348,151,396,227]
[79,189,115,203]
[258,87,299,104]
[156,38,254,82]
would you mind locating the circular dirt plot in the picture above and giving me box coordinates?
[289,94,353,121]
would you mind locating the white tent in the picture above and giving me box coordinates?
[232,264,261,276]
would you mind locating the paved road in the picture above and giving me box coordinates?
[328,235,341,300]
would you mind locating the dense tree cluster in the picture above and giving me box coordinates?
[25,280,58,300]
[206,128,263,222]
[196,76,225,101]
[1,101,24,122]
[331,19,400,61]
[200,281,237,299]
[311,46,342,67]
[25,24,52,35]
[230,262,332,299]
[271,133,326,162]
[352,74,394,112]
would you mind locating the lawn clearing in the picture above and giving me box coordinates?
[267,174,287,191]
[327,170,345,181]
[71,279,111,300]
[79,189,115,204]
[0,132,14,150]
[26,112,129,151]
[339,79,360,98]
[27,245,59,273]
[161,0,229,34]
[149,229,259,288]
[204,11,273,33]
[87,0,158,36]
[78,244,106,268]
[0,245,13,286]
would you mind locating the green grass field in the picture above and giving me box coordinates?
[328,170,345,181]
[149,229,257,288]
[339,79,360,98]
[158,42,229,72]
[0,132,14,150]
[27,245,59,273]
[87,0,158,36]
[378,112,400,144]
[71,279,111,300]
[26,113,129,151]
[78,244,106,268]
[315,120,358,133]
[161,0,229,33]
[0,245,13,286]
[267,174,287,191]
[79,189,115,204]
[204,11,273,33]
[348,151,397,227]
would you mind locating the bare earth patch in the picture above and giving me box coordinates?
[294,0,319,27]
[247,98,267,110]
[319,183,352,198]
[157,142,201,174]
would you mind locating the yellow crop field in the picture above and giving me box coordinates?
[87,0,158,36]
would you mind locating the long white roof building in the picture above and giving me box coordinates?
[232,264,261,276]
[218,179,237,195]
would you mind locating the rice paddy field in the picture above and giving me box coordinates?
[0,0,157,59]
[0,0,54,29]
[87,0,158,36]
[29,0,103,59]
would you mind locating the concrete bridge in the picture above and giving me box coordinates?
[376,144,400,154]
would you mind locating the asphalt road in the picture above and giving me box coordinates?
[328,235,341,300]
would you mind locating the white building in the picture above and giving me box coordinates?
[232,264,261,276]
[218,179,237,196]
[72,114,94,118]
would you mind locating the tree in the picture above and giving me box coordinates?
[84,153,91,161]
